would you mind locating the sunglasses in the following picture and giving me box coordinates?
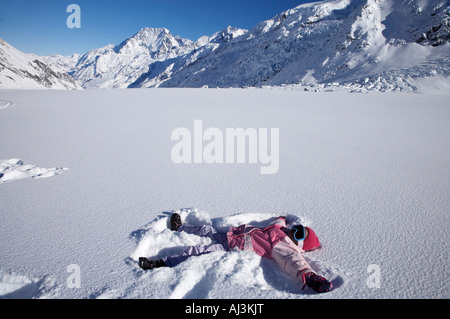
[292,225,306,241]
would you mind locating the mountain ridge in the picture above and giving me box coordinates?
[2,0,449,92]
[0,38,79,90]
[150,0,449,91]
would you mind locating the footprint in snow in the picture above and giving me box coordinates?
[0,99,16,110]
[0,159,68,184]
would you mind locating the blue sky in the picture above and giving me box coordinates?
[0,0,317,56]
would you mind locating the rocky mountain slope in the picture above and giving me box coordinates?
[153,0,450,91]
[0,39,79,90]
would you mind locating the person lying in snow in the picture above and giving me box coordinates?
[139,213,333,293]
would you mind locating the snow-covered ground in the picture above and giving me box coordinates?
[0,88,449,299]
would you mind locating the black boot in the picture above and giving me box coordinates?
[170,213,182,231]
[303,272,333,293]
[139,257,166,270]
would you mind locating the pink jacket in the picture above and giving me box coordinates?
[227,216,313,284]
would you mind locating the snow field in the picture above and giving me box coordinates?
[0,88,449,299]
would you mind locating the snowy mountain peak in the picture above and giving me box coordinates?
[212,26,247,43]
[194,26,247,48]
[114,27,193,58]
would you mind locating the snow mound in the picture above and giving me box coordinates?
[0,99,16,110]
[0,270,60,299]
[0,159,67,184]
[120,208,343,299]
